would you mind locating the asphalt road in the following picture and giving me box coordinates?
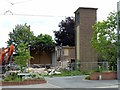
[1,75,119,90]
[45,76,118,88]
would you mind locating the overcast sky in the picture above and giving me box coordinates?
[0,0,119,48]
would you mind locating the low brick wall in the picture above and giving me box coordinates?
[90,72,117,80]
[0,79,46,86]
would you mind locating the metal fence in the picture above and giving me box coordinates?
[78,62,109,71]
[57,61,110,71]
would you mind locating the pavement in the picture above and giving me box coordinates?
[1,75,119,89]
[45,76,119,88]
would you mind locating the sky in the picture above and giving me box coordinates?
[0,0,119,48]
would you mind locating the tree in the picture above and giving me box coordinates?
[91,12,119,70]
[14,43,31,72]
[7,23,55,53]
[54,17,75,46]
[7,23,35,51]
[30,34,55,53]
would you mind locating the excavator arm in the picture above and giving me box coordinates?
[6,44,14,64]
[0,44,14,65]
[0,48,9,65]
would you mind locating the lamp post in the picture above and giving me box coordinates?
[117,1,120,81]
[59,43,63,67]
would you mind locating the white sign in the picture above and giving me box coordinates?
[118,1,120,11]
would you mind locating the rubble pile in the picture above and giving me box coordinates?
[26,67,61,75]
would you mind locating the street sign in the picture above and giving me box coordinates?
[117,1,120,81]
[117,1,120,11]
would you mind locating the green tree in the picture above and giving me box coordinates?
[91,12,119,70]
[7,23,55,53]
[14,43,31,72]
[35,34,54,45]
[30,34,55,53]
[7,23,35,51]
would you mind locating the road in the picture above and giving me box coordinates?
[45,76,118,88]
[1,75,119,90]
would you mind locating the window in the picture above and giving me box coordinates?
[64,49,69,56]
[76,12,80,24]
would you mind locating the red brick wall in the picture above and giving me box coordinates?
[90,72,117,80]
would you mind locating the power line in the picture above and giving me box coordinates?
[0,13,68,17]
[2,0,73,17]
[4,0,33,5]
[4,0,33,10]
[4,0,33,15]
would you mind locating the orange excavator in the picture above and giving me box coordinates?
[0,47,9,65]
[0,44,14,65]
[0,44,14,73]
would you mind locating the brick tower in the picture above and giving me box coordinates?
[74,7,98,70]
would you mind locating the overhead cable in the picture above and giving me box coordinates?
[0,13,67,17]
[4,0,33,15]
[4,0,33,5]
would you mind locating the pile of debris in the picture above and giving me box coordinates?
[26,67,61,75]
[3,64,61,78]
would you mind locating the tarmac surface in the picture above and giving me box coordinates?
[1,75,119,90]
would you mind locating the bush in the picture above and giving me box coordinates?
[85,75,90,80]
[3,72,45,82]
[80,71,90,75]
[3,73,22,82]
[30,73,44,80]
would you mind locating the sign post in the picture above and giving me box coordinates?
[117,1,120,82]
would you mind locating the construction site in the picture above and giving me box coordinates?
[0,5,119,89]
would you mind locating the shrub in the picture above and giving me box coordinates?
[30,73,44,80]
[85,75,90,80]
[3,73,22,82]
[80,71,90,75]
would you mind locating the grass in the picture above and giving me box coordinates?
[51,70,90,77]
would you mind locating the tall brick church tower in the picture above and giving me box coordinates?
[74,7,98,70]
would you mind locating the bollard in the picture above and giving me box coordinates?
[99,75,102,80]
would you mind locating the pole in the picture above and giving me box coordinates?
[117,1,120,82]
[28,45,30,68]
[59,43,63,67]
